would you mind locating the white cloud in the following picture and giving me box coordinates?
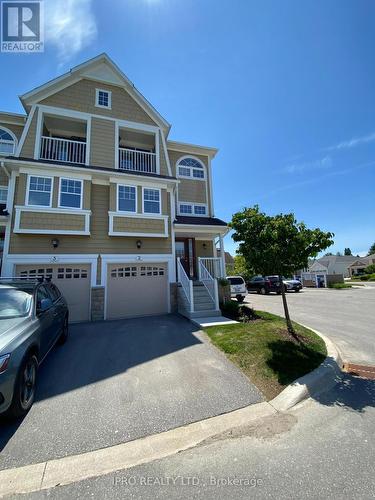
[324,131,375,152]
[45,0,97,64]
[284,155,332,174]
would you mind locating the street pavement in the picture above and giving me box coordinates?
[14,373,375,499]
[247,286,375,366]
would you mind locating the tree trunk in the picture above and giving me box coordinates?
[279,275,295,335]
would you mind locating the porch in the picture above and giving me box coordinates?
[174,234,226,319]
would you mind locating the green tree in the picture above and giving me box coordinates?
[231,254,253,281]
[344,248,352,255]
[368,242,375,256]
[324,252,333,256]
[365,264,375,274]
[230,206,334,335]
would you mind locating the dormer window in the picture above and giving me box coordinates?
[95,89,112,109]
[0,127,17,156]
[177,157,205,179]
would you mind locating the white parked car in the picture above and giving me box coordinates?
[227,276,247,303]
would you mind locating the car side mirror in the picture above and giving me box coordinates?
[37,298,53,314]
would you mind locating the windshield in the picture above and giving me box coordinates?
[0,288,32,319]
[228,277,244,285]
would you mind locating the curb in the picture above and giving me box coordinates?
[0,327,343,497]
[270,325,343,411]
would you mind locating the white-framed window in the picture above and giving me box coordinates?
[27,175,53,207]
[95,89,112,109]
[0,186,8,204]
[143,188,161,214]
[59,178,83,209]
[117,184,137,213]
[179,203,193,215]
[0,127,17,156]
[177,157,205,180]
[178,202,207,216]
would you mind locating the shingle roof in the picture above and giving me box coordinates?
[174,216,227,226]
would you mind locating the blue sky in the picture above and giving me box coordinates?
[1,0,374,256]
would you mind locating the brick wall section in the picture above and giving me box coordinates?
[91,286,105,321]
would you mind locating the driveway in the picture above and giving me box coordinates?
[247,287,375,366]
[0,315,262,470]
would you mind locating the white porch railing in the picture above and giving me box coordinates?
[40,136,86,164]
[198,257,224,279]
[119,148,157,173]
[177,258,194,313]
[198,260,219,310]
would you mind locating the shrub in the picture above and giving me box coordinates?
[328,282,352,289]
[365,264,375,274]
[220,300,259,322]
[218,278,230,287]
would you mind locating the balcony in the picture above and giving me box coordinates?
[38,114,87,165]
[118,127,157,173]
[40,136,86,164]
[118,148,156,173]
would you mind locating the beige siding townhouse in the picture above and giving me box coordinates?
[0,54,228,322]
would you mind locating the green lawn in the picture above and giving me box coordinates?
[328,282,353,289]
[205,311,327,400]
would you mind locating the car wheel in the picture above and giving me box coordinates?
[8,354,38,418]
[58,316,69,345]
[295,288,300,292]
[237,295,244,303]
[277,290,281,295]
[260,287,266,295]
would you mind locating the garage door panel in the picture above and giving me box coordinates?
[107,264,168,320]
[16,264,91,323]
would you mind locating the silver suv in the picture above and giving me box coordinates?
[0,278,69,419]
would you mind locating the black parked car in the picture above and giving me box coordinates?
[246,276,283,295]
[0,278,69,419]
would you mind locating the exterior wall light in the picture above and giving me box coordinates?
[51,238,59,249]
[136,240,142,249]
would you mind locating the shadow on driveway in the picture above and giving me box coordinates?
[0,314,262,469]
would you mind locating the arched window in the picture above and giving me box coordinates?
[177,157,205,179]
[0,127,17,156]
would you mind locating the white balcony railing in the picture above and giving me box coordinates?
[198,259,219,310]
[118,148,156,173]
[177,257,194,313]
[198,257,224,279]
[40,136,86,164]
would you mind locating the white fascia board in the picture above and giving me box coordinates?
[4,159,177,185]
[19,167,92,181]
[167,140,218,159]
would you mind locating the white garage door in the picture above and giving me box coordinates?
[16,264,91,323]
[107,263,168,320]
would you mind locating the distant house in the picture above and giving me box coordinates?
[348,254,375,276]
[309,255,357,278]
[217,250,235,274]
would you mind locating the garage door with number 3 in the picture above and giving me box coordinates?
[16,265,91,323]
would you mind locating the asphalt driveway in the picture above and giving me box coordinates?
[247,286,375,366]
[0,315,262,470]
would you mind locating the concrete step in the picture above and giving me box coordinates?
[178,309,222,320]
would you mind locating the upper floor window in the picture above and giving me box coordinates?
[118,185,137,213]
[177,157,205,179]
[27,176,52,207]
[0,186,8,204]
[178,202,207,216]
[143,188,161,214]
[0,127,17,156]
[59,178,83,209]
[95,89,112,109]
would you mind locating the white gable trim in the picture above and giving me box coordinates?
[20,53,170,133]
